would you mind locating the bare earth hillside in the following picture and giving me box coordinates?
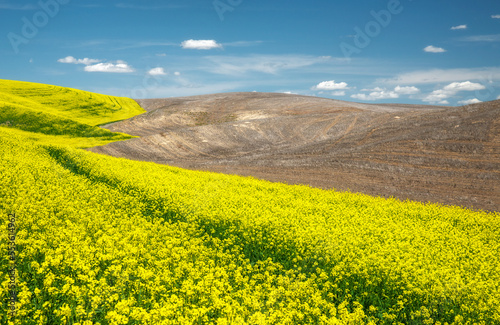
[88,92,500,212]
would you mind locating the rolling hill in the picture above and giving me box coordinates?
[89,92,500,212]
[0,79,145,147]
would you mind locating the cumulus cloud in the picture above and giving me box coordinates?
[314,80,349,90]
[492,15,500,19]
[457,98,482,105]
[351,88,399,101]
[84,61,134,73]
[497,95,500,100]
[423,91,451,103]
[332,91,346,96]
[350,85,419,101]
[148,67,166,76]
[58,56,134,73]
[424,45,446,53]
[181,39,222,50]
[174,71,181,76]
[444,81,486,92]
[423,81,485,104]
[58,56,101,65]
[394,85,420,95]
[451,25,467,30]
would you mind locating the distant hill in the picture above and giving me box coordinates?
[0,79,145,147]
[89,92,500,211]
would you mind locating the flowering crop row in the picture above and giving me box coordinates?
[1,129,499,325]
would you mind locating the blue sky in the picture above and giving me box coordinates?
[1,0,499,106]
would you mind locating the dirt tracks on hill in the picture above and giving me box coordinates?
[88,92,500,212]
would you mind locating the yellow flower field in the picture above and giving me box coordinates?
[0,81,499,324]
[1,131,499,324]
[0,79,145,126]
[0,79,144,148]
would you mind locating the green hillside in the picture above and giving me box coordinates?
[0,79,145,148]
[1,80,499,325]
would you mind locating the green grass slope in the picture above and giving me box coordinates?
[0,79,145,148]
[0,80,499,325]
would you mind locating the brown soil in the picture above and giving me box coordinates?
[87,92,500,212]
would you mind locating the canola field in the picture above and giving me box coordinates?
[0,79,144,148]
[1,81,499,325]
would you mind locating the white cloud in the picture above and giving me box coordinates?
[58,56,77,63]
[350,85,419,101]
[380,67,500,85]
[59,56,134,73]
[492,15,500,19]
[332,91,346,96]
[423,90,449,103]
[394,85,420,95]
[443,81,486,92]
[424,45,446,53]
[58,56,101,65]
[451,25,467,30]
[351,88,399,101]
[84,61,134,73]
[457,98,482,105]
[423,81,485,104]
[148,67,166,76]
[314,80,349,90]
[174,71,181,76]
[497,95,500,100]
[181,39,222,50]
[78,58,101,65]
